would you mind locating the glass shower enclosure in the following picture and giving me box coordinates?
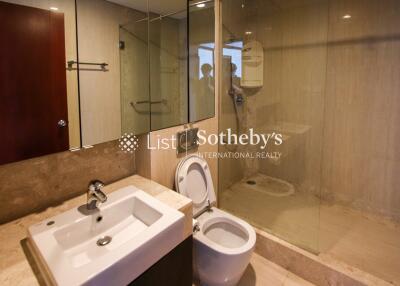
[218,0,400,284]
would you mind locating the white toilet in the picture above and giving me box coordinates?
[175,154,256,286]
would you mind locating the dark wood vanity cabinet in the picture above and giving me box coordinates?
[128,236,193,286]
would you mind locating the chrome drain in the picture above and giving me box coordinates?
[97,236,112,246]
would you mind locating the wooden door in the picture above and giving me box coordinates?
[0,1,69,165]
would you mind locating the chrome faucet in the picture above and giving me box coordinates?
[87,180,107,210]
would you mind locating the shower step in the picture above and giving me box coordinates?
[254,228,393,286]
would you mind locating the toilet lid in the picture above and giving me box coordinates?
[175,154,216,217]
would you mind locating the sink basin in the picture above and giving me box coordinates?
[28,186,185,286]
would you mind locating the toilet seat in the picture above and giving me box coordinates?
[195,207,256,255]
[176,154,256,286]
[175,154,256,254]
[175,154,216,217]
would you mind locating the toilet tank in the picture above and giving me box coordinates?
[241,40,263,88]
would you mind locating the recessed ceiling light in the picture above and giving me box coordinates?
[196,3,205,8]
[50,7,59,11]
[342,14,351,19]
[245,31,252,35]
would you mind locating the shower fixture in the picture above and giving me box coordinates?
[225,62,244,152]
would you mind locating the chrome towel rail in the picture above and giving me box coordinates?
[67,61,108,70]
[130,99,171,114]
[133,100,167,105]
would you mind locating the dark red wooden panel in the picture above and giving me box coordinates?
[0,1,69,165]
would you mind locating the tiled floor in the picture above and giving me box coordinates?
[237,253,314,286]
[319,204,400,285]
[220,177,400,285]
[193,253,314,286]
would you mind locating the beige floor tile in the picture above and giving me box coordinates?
[283,273,315,286]
[238,253,315,286]
[220,177,400,285]
[193,253,313,286]
[319,204,400,285]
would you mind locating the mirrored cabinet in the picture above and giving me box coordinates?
[0,0,215,165]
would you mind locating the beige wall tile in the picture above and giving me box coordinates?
[221,0,400,221]
[0,141,135,224]
[321,0,400,220]
[137,117,219,193]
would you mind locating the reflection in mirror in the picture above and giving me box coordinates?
[76,0,149,145]
[0,0,80,165]
[76,0,215,140]
[0,0,216,165]
[149,0,188,130]
[189,0,215,122]
[120,13,150,135]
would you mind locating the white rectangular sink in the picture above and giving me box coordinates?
[28,186,185,286]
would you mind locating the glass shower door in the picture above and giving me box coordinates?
[218,0,329,253]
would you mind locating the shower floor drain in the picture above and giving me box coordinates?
[242,174,295,197]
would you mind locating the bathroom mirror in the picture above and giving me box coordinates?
[189,0,215,122]
[77,0,215,142]
[148,0,216,129]
[76,0,150,146]
[77,0,188,142]
[0,0,216,165]
[76,0,187,144]
[0,0,80,165]
[147,0,216,128]
[148,0,188,131]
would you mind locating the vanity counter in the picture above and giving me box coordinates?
[0,175,193,286]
